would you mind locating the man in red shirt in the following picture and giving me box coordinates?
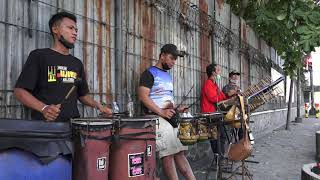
[200,63,227,155]
[201,64,226,113]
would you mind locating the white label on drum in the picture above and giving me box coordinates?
[97,157,107,171]
[147,145,152,156]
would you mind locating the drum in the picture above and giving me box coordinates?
[195,113,224,140]
[178,117,199,145]
[197,119,209,141]
[0,119,72,180]
[208,123,218,140]
[109,116,157,180]
[72,118,113,180]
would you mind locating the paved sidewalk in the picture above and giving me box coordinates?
[247,117,319,180]
[190,117,319,180]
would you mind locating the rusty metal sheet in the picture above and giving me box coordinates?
[270,47,276,63]
[231,12,239,36]
[247,26,258,49]
[199,0,211,83]
[215,1,230,29]
[0,0,281,118]
[262,40,271,59]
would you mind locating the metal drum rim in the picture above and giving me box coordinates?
[71,118,113,126]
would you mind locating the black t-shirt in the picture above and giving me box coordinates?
[15,48,89,121]
[139,69,154,89]
[222,83,239,99]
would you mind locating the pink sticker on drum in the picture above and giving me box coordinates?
[128,152,144,177]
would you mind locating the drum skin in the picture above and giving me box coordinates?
[72,122,112,180]
[109,121,156,180]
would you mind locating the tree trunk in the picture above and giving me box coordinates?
[239,0,249,17]
[296,68,302,123]
[286,76,294,130]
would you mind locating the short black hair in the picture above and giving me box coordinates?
[49,12,77,36]
[160,44,183,58]
[206,64,218,78]
[229,70,240,77]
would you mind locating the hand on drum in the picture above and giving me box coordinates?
[160,108,176,119]
[97,104,113,117]
[177,105,189,113]
[42,104,61,121]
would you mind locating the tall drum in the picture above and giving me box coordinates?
[72,118,113,180]
[109,116,158,180]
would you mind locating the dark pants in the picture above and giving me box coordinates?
[210,125,228,154]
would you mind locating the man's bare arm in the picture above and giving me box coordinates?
[14,88,60,121]
[79,94,112,115]
[138,86,175,119]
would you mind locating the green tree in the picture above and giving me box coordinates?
[228,0,320,76]
[227,0,320,128]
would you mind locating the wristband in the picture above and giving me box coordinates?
[41,105,49,112]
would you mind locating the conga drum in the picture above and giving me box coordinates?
[178,117,199,145]
[0,119,72,180]
[109,116,158,180]
[72,118,113,180]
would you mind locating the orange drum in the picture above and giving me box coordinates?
[109,116,158,180]
[72,118,113,180]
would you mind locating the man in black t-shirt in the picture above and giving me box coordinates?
[14,12,112,121]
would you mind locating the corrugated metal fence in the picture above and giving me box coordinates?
[0,0,287,118]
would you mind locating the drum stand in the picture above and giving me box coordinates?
[206,97,257,180]
[205,117,227,180]
[224,160,253,180]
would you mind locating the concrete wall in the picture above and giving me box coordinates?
[250,106,304,139]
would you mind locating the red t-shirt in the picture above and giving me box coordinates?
[200,79,226,113]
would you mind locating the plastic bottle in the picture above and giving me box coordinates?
[127,94,134,117]
[112,102,120,113]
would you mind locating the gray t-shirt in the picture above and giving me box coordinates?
[222,83,240,98]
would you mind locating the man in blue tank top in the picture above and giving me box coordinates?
[138,44,195,180]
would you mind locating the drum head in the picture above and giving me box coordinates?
[179,117,195,122]
[102,116,158,122]
[194,113,224,118]
[71,118,113,126]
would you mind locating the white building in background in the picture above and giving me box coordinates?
[311,47,320,103]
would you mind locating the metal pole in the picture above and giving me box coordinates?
[114,0,123,105]
[296,68,302,123]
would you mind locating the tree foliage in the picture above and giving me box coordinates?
[227,0,320,76]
